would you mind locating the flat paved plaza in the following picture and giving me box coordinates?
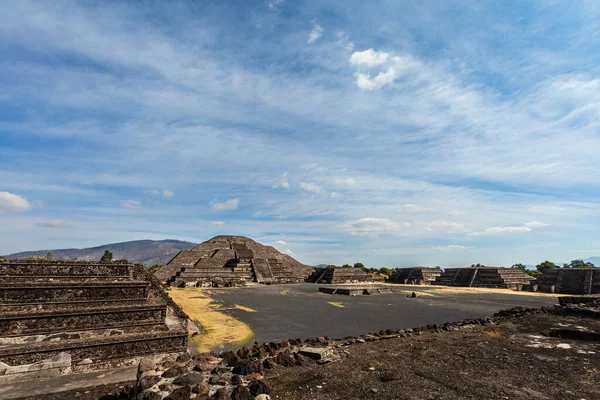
[204,284,560,345]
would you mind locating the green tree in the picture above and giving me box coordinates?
[46,252,54,260]
[565,259,595,268]
[379,267,392,277]
[471,263,485,268]
[512,263,537,277]
[511,263,526,271]
[100,250,113,263]
[353,262,365,270]
[536,260,558,272]
[326,264,336,269]
[341,264,352,268]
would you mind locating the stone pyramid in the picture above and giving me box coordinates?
[154,235,311,287]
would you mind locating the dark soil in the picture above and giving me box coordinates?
[267,313,600,400]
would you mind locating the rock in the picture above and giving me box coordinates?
[142,391,163,400]
[232,360,259,375]
[274,351,295,367]
[194,363,216,372]
[163,360,175,369]
[356,338,366,343]
[165,386,192,400]
[254,395,271,400]
[162,365,187,378]
[77,358,93,366]
[159,383,172,391]
[262,358,276,370]
[192,382,209,395]
[298,346,332,360]
[248,380,271,396]
[212,388,229,400]
[176,353,192,363]
[139,375,161,391]
[317,336,327,344]
[246,373,263,381]
[231,374,243,385]
[141,370,157,378]
[231,385,253,400]
[138,358,156,373]
[173,372,204,386]
[209,375,220,384]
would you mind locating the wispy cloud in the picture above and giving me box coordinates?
[308,23,324,44]
[344,218,408,238]
[122,200,141,208]
[36,219,68,228]
[211,221,224,226]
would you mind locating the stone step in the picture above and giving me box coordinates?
[0,282,150,304]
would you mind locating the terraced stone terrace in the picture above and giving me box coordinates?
[0,260,189,386]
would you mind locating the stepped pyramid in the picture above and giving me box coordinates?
[534,268,599,294]
[154,236,311,287]
[306,267,379,284]
[0,259,188,383]
[434,267,533,290]
[389,267,442,285]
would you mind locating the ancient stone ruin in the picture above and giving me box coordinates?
[534,268,600,294]
[434,267,533,290]
[388,267,442,285]
[0,259,189,384]
[306,267,380,284]
[154,236,311,287]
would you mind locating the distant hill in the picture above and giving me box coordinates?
[3,240,197,266]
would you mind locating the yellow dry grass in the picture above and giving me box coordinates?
[168,288,254,353]
[327,301,345,308]
[280,289,289,295]
[482,330,503,339]
[391,284,564,298]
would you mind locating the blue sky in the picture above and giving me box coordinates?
[1,1,600,267]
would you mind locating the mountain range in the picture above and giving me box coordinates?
[3,240,197,266]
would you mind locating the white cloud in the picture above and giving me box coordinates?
[336,31,354,52]
[335,177,356,186]
[0,192,30,213]
[211,198,240,211]
[470,221,550,236]
[349,49,390,68]
[423,220,468,233]
[399,204,427,212]
[150,189,174,198]
[273,172,290,189]
[350,50,418,90]
[122,200,141,208]
[252,211,263,217]
[330,192,340,198]
[344,217,407,237]
[284,249,294,254]
[36,219,67,228]
[307,23,324,44]
[211,221,224,226]
[274,240,287,245]
[299,182,323,194]
[303,163,323,172]
[429,245,467,251]
[524,220,549,228]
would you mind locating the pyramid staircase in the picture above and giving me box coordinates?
[534,268,599,294]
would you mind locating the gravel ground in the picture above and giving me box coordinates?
[267,312,600,400]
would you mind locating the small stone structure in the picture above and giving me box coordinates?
[154,236,311,287]
[434,267,533,290]
[388,267,442,285]
[306,267,378,284]
[533,268,600,294]
[0,259,189,384]
[319,286,393,295]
